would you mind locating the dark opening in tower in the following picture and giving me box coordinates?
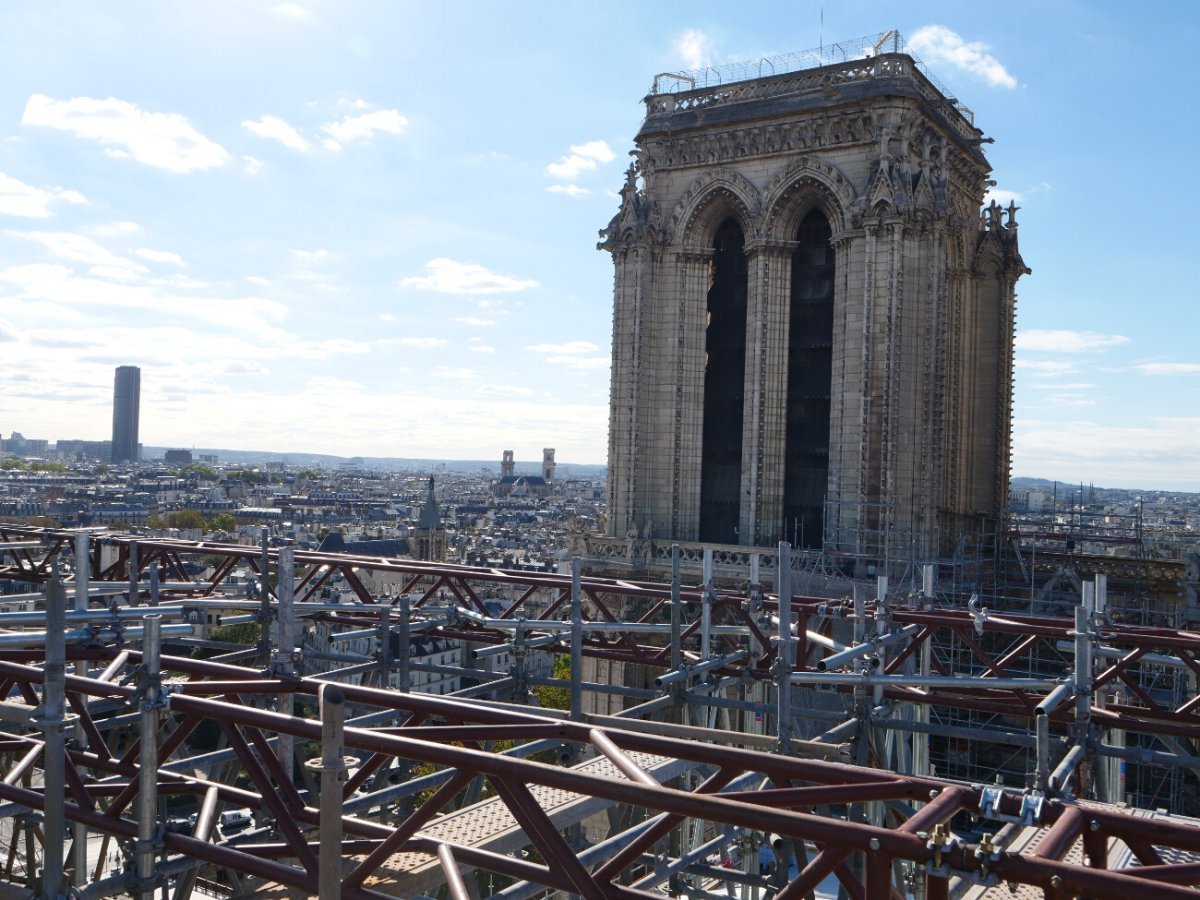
[783,209,834,549]
[699,217,747,544]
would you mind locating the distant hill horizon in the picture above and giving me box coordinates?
[143,446,608,478]
[136,449,1195,495]
[1010,476,1198,498]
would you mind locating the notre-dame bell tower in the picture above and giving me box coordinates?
[599,32,1028,561]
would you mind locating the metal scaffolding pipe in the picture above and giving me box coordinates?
[777,543,793,753]
[877,717,1039,748]
[436,843,471,900]
[791,673,1062,690]
[0,623,194,649]
[570,557,582,722]
[1036,706,1051,792]
[1055,641,1192,670]
[135,614,162,900]
[1051,743,1088,792]
[398,595,411,691]
[655,651,748,687]
[39,568,67,899]
[128,539,139,605]
[472,634,556,659]
[318,683,346,900]
[1095,742,1200,770]
[1037,682,1074,716]
[0,605,187,627]
[701,548,714,662]
[171,784,219,900]
[1074,602,1093,728]
[74,530,89,611]
[671,545,682,673]
[815,624,921,672]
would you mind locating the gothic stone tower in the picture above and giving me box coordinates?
[600,44,1028,559]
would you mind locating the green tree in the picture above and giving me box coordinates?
[0,459,26,471]
[162,509,206,530]
[177,463,216,479]
[29,460,66,473]
[229,467,271,484]
[532,655,571,711]
[207,512,236,532]
[191,622,262,660]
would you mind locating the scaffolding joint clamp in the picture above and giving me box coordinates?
[980,786,1045,826]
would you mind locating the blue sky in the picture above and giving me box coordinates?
[0,2,1197,490]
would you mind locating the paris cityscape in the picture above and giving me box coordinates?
[2,5,1200,900]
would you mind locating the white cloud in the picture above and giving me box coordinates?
[527,340,600,355]
[1016,330,1129,353]
[23,94,230,173]
[399,258,538,295]
[134,248,185,266]
[435,366,477,381]
[547,184,590,197]
[546,355,611,371]
[1015,359,1075,375]
[0,262,288,338]
[985,188,1022,206]
[1014,417,1200,489]
[907,26,1017,89]
[159,273,207,289]
[546,140,615,181]
[291,248,331,264]
[395,337,448,348]
[527,340,609,370]
[321,109,407,149]
[468,344,495,353]
[245,275,272,287]
[223,360,269,375]
[243,115,311,152]
[674,28,712,70]
[273,3,311,19]
[0,171,87,218]
[1029,382,1095,391]
[1045,395,1096,407]
[7,230,148,278]
[88,221,140,237]
[455,316,495,327]
[1132,362,1200,375]
[295,338,370,358]
[242,155,265,175]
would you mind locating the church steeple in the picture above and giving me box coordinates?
[413,475,446,561]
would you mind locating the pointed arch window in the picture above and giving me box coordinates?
[783,209,834,548]
[699,217,747,544]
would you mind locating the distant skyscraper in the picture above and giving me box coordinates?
[111,366,140,463]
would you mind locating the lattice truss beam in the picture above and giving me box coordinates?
[0,650,1195,899]
[1,526,1200,897]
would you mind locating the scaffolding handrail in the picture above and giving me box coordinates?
[648,30,974,127]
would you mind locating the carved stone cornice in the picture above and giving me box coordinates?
[642,109,874,174]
